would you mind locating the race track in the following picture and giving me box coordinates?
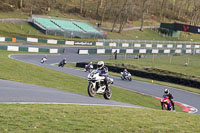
[1,46,200,114]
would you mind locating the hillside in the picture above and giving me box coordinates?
[0,0,199,41]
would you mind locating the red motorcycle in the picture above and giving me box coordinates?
[160,96,172,111]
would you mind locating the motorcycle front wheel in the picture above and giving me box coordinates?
[129,77,132,81]
[104,88,112,100]
[88,83,96,97]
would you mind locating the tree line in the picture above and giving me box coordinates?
[1,0,200,33]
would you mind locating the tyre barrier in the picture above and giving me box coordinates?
[76,62,200,89]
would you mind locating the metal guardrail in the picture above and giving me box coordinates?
[98,39,200,45]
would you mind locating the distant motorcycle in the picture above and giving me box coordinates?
[58,59,67,67]
[41,57,47,64]
[120,72,132,81]
[84,64,93,73]
[160,96,172,111]
[87,70,113,100]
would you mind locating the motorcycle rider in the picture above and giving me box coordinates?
[41,56,47,64]
[97,61,109,89]
[162,89,175,111]
[88,62,93,70]
[122,69,129,78]
[58,58,67,67]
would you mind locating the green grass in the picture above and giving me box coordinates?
[107,29,200,41]
[0,50,182,111]
[0,20,200,42]
[0,22,97,42]
[0,10,28,18]
[102,55,200,77]
[0,104,199,132]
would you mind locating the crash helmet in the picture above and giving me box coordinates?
[164,89,169,95]
[97,61,104,69]
[124,69,127,72]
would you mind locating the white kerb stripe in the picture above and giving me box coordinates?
[152,49,158,53]
[167,44,173,48]
[50,49,58,53]
[186,45,191,48]
[177,45,182,48]
[157,44,163,48]
[47,39,57,44]
[146,44,152,48]
[122,43,129,47]
[139,49,146,53]
[7,46,19,51]
[195,45,200,48]
[196,49,200,53]
[65,41,74,45]
[112,49,120,53]
[186,49,192,53]
[109,43,116,47]
[27,37,38,43]
[175,49,181,53]
[164,49,170,53]
[96,42,104,46]
[28,47,39,52]
[134,44,141,47]
[126,49,133,53]
[0,37,5,41]
[97,49,105,54]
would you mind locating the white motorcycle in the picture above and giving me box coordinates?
[87,70,113,100]
[41,57,47,64]
[120,72,132,81]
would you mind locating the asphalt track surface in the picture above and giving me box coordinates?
[1,46,200,114]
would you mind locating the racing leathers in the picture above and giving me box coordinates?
[97,66,109,89]
[162,93,175,110]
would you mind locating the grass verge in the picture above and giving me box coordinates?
[0,50,182,111]
[0,104,199,132]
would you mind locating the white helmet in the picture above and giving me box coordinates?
[97,61,104,69]
[164,89,169,95]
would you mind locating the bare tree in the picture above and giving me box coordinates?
[20,0,23,9]
[140,0,150,31]
[190,0,200,25]
[80,0,85,14]
[160,0,167,21]
[96,0,102,16]
[100,0,108,26]
[111,0,128,32]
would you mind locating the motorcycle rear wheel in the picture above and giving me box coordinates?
[104,88,112,100]
[88,83,96,97]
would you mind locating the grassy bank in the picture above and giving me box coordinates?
[0,50,180,110]
[0,21,200,42]
[0,104,199,132]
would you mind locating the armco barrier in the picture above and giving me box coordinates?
[0,45,64,53]
[78,48,200,54]
[76,62,200,89]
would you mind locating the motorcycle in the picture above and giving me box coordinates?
[84,64,93,73]
[41,57,47,64]
[120,72,132,81]
[58,60,67,67]
[160,96,172,111]
[87,70,113,100]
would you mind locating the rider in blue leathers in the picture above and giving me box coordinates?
[97,61,109,89]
